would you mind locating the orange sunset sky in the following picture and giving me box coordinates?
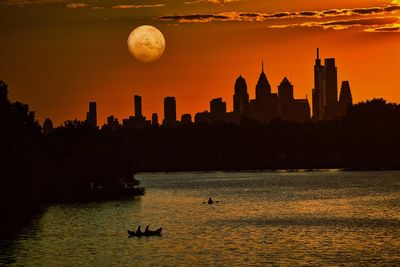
[0,0,399,125]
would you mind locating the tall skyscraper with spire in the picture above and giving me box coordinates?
[312,48,347,121]
[256,61,271,99]
[312,48,323,120]
[253,61,280,121]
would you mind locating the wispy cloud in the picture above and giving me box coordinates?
[159,5,400,23]
[184,0,239,5]
[365,22,400,32]
[66,2,86,8]
[3,0,64,6]
[158,4,400,32]
[2,1,166,9]
[269,17,400,31]
[112,4,165,9]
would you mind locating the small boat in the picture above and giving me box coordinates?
[128,227,162,237]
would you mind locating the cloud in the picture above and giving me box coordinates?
[364,23,400,32]
[159,4,400,23]
[3,0,63,6]
[269,17,400,31]
[66,2,86,8]
[160,14,230,22]
[184,0,239,4]
[112,4,165,9]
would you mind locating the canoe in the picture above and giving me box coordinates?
[128,227,162,237]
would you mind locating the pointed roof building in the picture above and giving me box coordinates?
[256,61,271,99]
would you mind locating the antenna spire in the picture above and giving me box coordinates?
[317,48,320,60]
[262,60,264,73]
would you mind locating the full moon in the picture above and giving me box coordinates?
[127,25,166,63]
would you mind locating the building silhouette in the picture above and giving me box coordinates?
[134,95,143,118]
[86,102,97,128]
[255,61,271,120]
[96,49,349,127]
[252,62,280,121]
[278,77,294,120]
[338,81,353,116]
[210,98,226,115]
[312,48,352,120]
[312,48,323,120]
[278,77,310,122]
[181,113,192,125]
[233,75,249,116]
[152,112,159,126]
[122,95,149,128]
[163,96,177,126]
[105,115,120,129]
[323,58,338,120]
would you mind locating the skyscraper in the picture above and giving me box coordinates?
[278,77,294,120]
[233,75,249,116]
[312,48,344,121]
[134,95,142,118]
[86,102,97,128]
[312,48,323,120]
[323,58,338,120]
[163,96,176,126]
[254,61,272,120]
[210,98,226,115]
[278,77,310,122]
[253,62,280,121]
[256,61,271,101]
[338,81,353,116]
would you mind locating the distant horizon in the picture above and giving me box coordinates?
[2,50,394,126]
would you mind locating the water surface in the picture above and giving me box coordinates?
[2,170,400,266]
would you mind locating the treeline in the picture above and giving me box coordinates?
[2,80,400,234]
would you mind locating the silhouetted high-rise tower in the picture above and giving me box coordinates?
[86,102,97,128]
[252,61,280,121]
[256,61,271,100]
[338,81,353,116]
[323,58,338,120]
[134,95,142,118]
[233,75,249,116]
[278,77,294,120]
[163,96,176,126]
[312,48,324,120]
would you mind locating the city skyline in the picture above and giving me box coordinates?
[0,0,399,125]
[81,49,352,129]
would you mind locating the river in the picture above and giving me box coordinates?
[2,170,400,266]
